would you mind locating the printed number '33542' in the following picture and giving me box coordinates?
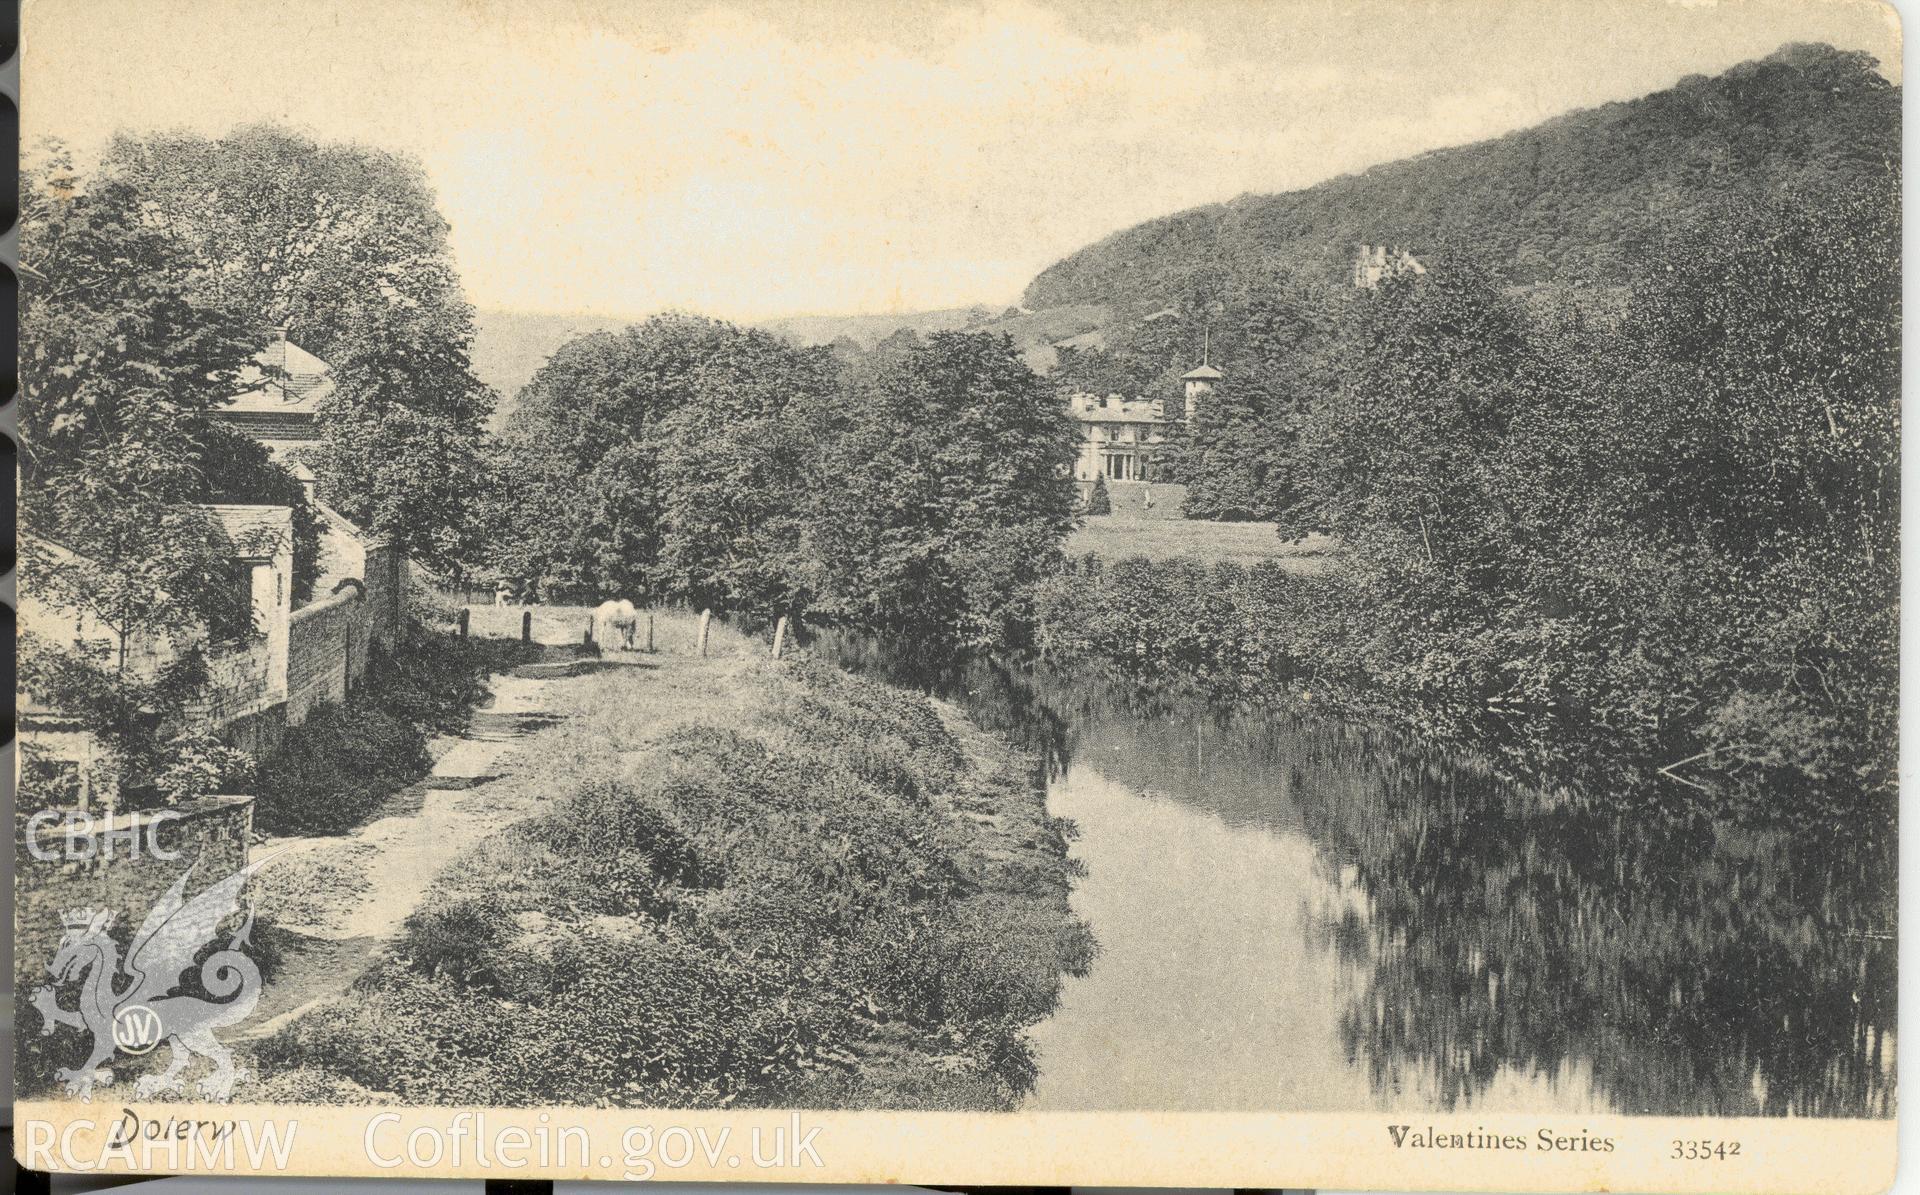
[1671,1140,1741,1160]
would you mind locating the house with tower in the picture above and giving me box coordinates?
[1068,347,1225,502]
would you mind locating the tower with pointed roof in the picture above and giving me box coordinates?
[1181,329,1222,422]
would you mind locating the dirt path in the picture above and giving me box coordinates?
[241,607,768,1040]
[243,662,577,1036]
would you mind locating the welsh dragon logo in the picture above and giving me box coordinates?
[31,854,275,1103]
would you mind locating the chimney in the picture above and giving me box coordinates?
[263,325,291,399]
[264,325,289,371]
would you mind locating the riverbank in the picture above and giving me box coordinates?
[251,612,1094,1110]
[803,625,1895,1118]
[1031,553,1895,824]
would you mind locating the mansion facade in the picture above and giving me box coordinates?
[1069,363,1221,490]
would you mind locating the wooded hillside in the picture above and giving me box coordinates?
[1023,44,1897,312]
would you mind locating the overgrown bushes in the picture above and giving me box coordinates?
[1034,546,1895,822]
[259,655,1095,1108]
[250,624,510,836]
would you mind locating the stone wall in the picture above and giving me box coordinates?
[179,638,283,730]
[286,586,372,726]
[221,704,289,761]
[310,501,402,653]
[13,796,255,991]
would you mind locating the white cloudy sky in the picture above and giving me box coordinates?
[25,0,1902,319]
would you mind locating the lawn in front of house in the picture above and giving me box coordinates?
[1066,515,1335,571]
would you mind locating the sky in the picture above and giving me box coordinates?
[24,0,1903,320]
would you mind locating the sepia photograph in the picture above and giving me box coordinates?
[10,0,1903,1188]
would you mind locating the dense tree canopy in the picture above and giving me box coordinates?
[493,322,1076,649]
[99,125,472,366]
[489,315,838,605]
[1041,170,1898,815]
[22,146,276,669]
[1320,179,1897,802]
[101,125,493,565]
[811,333,1079,646]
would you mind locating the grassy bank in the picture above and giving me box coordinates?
[257,645,1094,1109]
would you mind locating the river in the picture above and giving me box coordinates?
[805,628,1896,1119]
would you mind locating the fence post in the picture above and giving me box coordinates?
[521,609,533,643]
[697,608,712,658]
[646,613,656,654]
[771,615,788,659]
[458,607,470,639]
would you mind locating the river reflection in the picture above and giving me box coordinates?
[802,629,1896,1117]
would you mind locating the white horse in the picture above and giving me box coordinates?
[593,599,639,651]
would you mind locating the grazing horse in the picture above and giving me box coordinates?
[593,599,639,651]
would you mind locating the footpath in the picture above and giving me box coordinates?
[244,640,587,1036]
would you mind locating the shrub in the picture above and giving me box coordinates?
[400,893,509,987]
[370,624,502,736]
[251,621,504,836]
[153,731,257,804]
[251,702,428,836]
[1084,474,1111,515]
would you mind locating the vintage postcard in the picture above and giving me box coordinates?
[11,0,1902,1189]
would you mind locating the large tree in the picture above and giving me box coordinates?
[487,326,669,599]
[100,125,494,566]
[653,324,841,617]
[20,145,266,673]
[1289,175,1898,806]
[492,315,838,611]
[1595,179,1900,792]
[811,332,1078,648]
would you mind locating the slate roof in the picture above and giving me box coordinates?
[217,410,323,441]
[223,337,335,415]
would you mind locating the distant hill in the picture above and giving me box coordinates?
[1023,43,1898,313]
[472,309,640,428]
[757,306,994,348]
[475,303,1113,425]
[758,303,1110,372]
